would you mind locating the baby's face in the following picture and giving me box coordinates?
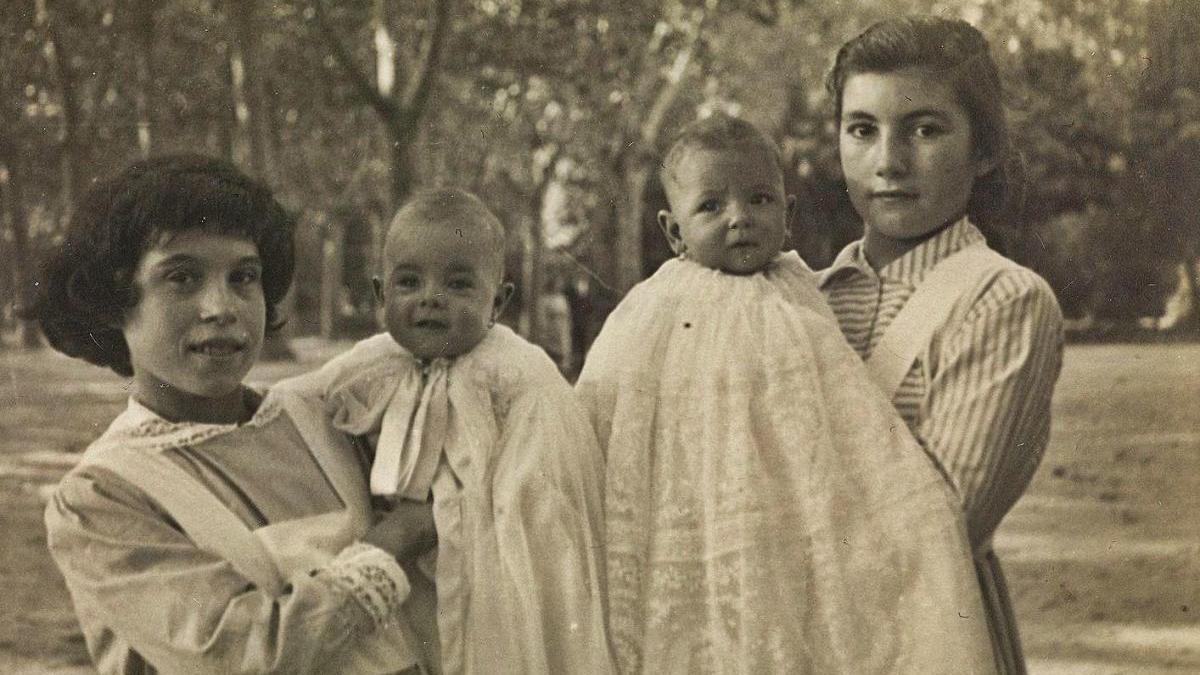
[375,218,510,360]
[660,148,791,275]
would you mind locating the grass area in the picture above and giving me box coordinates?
[0,342,1197,672]
[999,343,1200,672]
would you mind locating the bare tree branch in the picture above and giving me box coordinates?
[639,6,714,154]
[639,36,697,149]
[744,0,783,26]
[401,0,452,119]
[42,0,83,219]
[312,0,400,121]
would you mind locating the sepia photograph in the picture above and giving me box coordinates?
[1,0,1197,673]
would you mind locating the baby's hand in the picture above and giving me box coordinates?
[362,499,437,562]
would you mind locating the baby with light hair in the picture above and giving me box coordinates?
[577,114,996,673]
[282,188,613,674]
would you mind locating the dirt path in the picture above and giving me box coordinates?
[1,342,1197,673]
[999,343,1200,673]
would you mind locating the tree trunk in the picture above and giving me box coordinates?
[616,155,653,292]
[390,130,416,210]
[312,0,446,211]
[42,1,82,221]
[227,1,292,358]
[320,219,345,340]
[228,2,271,179]
[218,38,238,162]
[131,0,156,157]
[519,213,543,341]
[1184,257,1200,330]
[0,153,40,348]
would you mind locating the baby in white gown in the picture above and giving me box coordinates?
[576,115,996,674]
[283,189,613,674]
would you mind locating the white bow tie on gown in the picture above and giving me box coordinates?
[370,359,450,501]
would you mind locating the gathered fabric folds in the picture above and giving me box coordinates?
[291,325,614,674]
[576,253,996,674]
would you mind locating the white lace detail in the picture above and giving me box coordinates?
[317,542,411,630]
[576,253,996,673]
[89,391,285,455]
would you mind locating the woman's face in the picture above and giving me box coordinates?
[838,67,993,263]
[122,229,265,423]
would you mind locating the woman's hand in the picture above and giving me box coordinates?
[361,499,437,562]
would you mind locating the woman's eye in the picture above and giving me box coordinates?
[750,192,774,205]
[164,269,197,285]
[697,199,720,213]
[447,278,475,291]
[232,267,261,285]
[845,123,875,139]
[914,124,944,139]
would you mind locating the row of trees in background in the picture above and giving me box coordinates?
[3,0,1199,360]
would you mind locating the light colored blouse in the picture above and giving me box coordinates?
[44,389,414,674]
[820,219,1065,548]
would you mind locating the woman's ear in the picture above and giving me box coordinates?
[492,282,515,322]
[372,276,384,303]
[657,210,685,255]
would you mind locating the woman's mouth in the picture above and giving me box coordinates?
[870,190,918,201]
[188,337,246,357]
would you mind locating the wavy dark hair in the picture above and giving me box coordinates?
[30,154,295,377]
[826,16,1024,241]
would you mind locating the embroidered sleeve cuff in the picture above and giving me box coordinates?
[318,542,411,630]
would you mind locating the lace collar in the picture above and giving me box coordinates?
[88,387,284,455]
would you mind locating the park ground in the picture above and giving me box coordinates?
[0,341,1196,674]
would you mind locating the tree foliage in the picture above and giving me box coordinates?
[0,0,1190,351]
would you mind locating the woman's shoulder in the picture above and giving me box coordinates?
[49,432,178,545]
[82,391,285,459]
[949,258,1064,332]
[975,260,1059,309]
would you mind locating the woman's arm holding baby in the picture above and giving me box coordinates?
[919,269,1064,549]
[45,468,423,674]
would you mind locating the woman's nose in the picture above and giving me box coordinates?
[875,131,910,178]
[198,282,239,324]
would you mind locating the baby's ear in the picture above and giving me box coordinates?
[492,281,515,320]
[372,276,384,303]
[784,195,798,242]
[657,210,684,255]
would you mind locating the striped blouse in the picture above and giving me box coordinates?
[819,219,1065,548]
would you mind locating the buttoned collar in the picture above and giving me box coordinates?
[819,217,985,288]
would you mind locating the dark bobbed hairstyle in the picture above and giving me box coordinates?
[826,16,1023,233]
[31,154,295,377]
[659,113,785,202]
